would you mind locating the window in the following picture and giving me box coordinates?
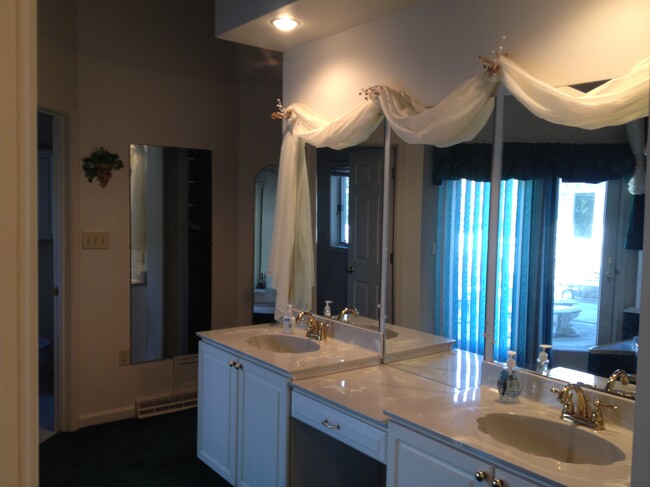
[330,171,350,246]
[437,176,626,368]
[573,192,596,238]
[435,179,490,356]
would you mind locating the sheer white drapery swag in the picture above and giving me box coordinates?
[268,102,384,319]
[498,55,649,130]
[268,76,497,320]
[268,55,649,320]
[626,118,647,195]
[378,74,496,146]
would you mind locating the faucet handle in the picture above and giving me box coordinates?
[551,386,569,404]
[550,387,564,400]
[321,322,329,340]
[592,399,617,428]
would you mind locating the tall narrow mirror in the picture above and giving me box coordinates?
[493,95,643,380]
[130,144,212,363]
[253,165,278,323]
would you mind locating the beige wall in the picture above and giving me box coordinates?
[284,0,649,115]
[38,0,281,428]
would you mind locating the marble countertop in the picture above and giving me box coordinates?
[317,313,456,361]
[292,364,456,428]
[198,323,382,379]
[384,386,632,487]
[293,350,632,487]
[199,324,632,486]
[382,324,456,361]
[386,349,482,389]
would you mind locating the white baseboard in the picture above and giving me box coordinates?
[78,404,135,429]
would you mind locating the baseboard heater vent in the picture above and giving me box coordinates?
[135,392,197,419]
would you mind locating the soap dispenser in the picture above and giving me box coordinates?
[535,344,551,376]
[283,304,296,334]
[497,351,522,403]
[323,300,332,318]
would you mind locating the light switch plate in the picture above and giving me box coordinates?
[82,231,109,249]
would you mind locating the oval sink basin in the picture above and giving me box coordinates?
[246,334,321,354]
[476,413,625,465]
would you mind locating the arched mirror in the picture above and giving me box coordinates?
[253,165,278,323]
[491,94,643,383]
[130,144,212,364]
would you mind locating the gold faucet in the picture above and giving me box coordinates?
[336,307,359,322]
[551,383,617,430]
[296,311,328,342]
[605,369,636,399]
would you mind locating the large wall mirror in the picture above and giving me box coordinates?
[298,84,644,391]
[491,95,643,378]
[253,79,644,394]
[251,148,393,326]
[130,144,212,364]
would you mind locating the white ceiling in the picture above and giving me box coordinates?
[216,0,431,52]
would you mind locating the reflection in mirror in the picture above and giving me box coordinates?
[493,95,643,387]
[253,165,278,323]
[381,114,495,364]
[316,146,392,324]
[130,144,212,363]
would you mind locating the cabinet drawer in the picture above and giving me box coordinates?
[292,391,386,463]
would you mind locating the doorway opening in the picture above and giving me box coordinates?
[552,180,607,351]
[316,146,394,322]
[38,110,62,442]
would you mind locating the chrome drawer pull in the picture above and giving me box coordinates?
[321,419,341,430]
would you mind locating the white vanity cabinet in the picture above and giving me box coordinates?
[387,422,544,487]
[198,340,290,487]
[291,390,387,463]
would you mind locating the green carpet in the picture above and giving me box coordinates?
[40,408,231,486]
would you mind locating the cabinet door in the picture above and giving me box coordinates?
[197,341,238,484]
[387,422,492,487]
[237,359,289,487]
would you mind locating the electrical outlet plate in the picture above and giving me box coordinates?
[118,349,130,366]
[82,231,109,249]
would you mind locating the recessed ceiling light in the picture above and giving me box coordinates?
[271,17,299,32]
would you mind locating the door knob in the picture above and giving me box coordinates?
[475,471,487,481]
[346,266,354,273]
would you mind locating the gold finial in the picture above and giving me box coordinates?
[359,85,382,101]
[479,35,507,79]
[479,55,500,78]
[271,98,293,120]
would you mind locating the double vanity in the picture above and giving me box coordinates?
[197,319,633,487]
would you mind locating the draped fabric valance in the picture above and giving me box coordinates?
[432,143,635,184]
[267,102,384,318]
[378,74,497,146]
[499,56,650,130]
[268,55,649,320]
